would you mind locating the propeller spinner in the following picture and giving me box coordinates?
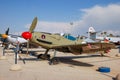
[21,32,32,40]
[1,34,8,39]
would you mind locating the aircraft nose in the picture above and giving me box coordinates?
[2,34,8,39]
[21,31,32,40]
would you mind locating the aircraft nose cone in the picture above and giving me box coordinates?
[2,34,8,39]
[21,31,32,40]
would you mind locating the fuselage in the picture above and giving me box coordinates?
[7,35,28,44]
[96,36,120,43]
[30,32,83,49]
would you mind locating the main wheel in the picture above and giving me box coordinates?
[37,54,50,60]
[49,57,59,65]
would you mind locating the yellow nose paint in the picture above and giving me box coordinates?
[2,34,8,38]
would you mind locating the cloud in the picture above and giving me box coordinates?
[36,21,72,33]
[75,4,120,35]
[25,21,81,34]
[26,4,120,36]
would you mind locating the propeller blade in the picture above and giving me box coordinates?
[29,17,38,33]
[0,34,2,37]
[5,28,9,35]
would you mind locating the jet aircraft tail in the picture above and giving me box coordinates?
[88,27,97,40]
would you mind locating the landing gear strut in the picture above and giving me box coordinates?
[100,52,104,56]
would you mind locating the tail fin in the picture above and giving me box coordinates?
[88,27,96,40]
[88,27,96,33]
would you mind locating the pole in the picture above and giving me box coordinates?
[15,51,17,64]
[27,39,29,54]
[118,45,120,53]
[15,42,19,64]
[3,45,5,56]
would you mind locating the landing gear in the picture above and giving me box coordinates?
[100,52,104,56]
[37,49,50,60]
[49,50,59,65]
[37,54,50,60]
[37,49,60,65]
[49,57,59,65]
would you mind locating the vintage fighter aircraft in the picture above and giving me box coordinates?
[21,17,115,60]
[0,28,28,50]
[1,28,27,44]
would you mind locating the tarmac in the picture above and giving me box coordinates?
[0,46,120,80]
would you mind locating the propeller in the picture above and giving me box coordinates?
[0,28,9,49]
[2,28,9,39]
[21,17,38,54]
[1,28,9,43]
[22,17,37,39]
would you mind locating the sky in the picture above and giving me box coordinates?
[0,0,120,36]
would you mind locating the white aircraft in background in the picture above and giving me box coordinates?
[2,34,28,44]
[0,28,28,49]
[88,27,120,45]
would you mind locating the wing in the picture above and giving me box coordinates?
[51,42,114,48]
[50,42,115,54]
